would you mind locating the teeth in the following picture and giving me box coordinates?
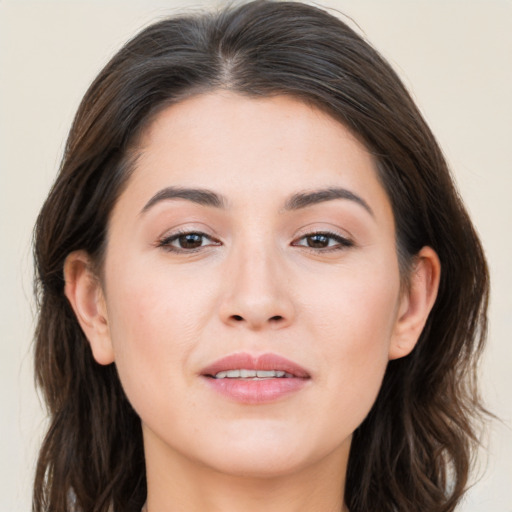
[213,369,293,379]
[256,370,277,377]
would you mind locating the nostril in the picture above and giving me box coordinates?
[228,314,286,324]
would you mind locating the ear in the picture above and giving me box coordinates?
[63,250,115,365]
[389,246,441,360]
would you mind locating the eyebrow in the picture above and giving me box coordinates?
[140,185,373,217]
[141,186,227,214]
[284,187,374,216]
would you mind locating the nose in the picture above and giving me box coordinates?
[218,244,295,331]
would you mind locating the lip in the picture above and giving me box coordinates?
[200,352,311,405]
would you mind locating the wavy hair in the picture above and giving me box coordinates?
[33,2,489,511]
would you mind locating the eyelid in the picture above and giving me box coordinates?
[155,221,218,244]
[291,228,354,251]
[157,228,222,253]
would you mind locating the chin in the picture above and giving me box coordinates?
[189,424,341,479]
[202,449,312,480]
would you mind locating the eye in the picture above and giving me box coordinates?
[292,231,353,251]
[158,231,221,252]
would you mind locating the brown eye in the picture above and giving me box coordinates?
[177,233,204,249]
[158,231,221,253]
[306,234,330,248]
[292,231,353,251]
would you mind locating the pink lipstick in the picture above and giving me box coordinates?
[200,353,310,404]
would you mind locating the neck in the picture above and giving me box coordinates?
[143,428,350,512]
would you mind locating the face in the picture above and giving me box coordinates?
[94,92,410,478]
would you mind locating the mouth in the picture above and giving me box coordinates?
[200,353,310,404]
[210,369,295,379]
[200,352,311,380]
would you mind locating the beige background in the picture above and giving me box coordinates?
[1,1,511,510]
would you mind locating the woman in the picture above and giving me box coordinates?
[32,1,489,511]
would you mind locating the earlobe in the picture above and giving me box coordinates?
[63,251,115,365]
[389,246,441,360]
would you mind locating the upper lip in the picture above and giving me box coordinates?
[201,352,310,379]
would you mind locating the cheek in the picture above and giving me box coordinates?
[106,254,215,340]
[307,255,400,345]
[102,261,217,412]
[305,258,400,418]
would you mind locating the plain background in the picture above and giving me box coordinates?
[1,1,511,510]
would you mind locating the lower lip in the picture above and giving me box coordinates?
[202,377,308,404]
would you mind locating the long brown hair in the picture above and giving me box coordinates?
[33,2,489,511]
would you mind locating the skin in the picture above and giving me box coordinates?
[64,92,440,512]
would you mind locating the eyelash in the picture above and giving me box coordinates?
[291,231,354,252]
[157,230,353,253]
[157,230,221,253]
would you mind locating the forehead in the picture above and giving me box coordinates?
[114,92,393,226]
